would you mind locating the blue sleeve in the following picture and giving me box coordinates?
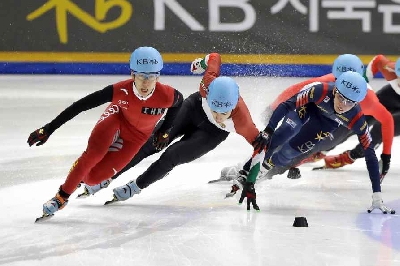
[350,115,381,193]
[267,82,327,130]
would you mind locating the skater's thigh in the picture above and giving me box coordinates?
[85,139,144,185]
[162,129,229,164]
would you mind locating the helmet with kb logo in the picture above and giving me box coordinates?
[207,77,239,113]
[335,71,367,103]
[130,47,163,73]
[332,54,364,79]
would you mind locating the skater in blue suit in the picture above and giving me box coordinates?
[229,71,395,214]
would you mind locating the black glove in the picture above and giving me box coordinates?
[380,153,391,183]
[239,182,260,211]
[27,124,52,146]
[152,129,171,151]
[252,127,273,154]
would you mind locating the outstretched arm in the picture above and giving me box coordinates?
[27,86,113,146]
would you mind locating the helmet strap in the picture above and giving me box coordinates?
[132,81,156,101]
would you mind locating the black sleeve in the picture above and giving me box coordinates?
[47,85,113,133]
[158,89,183,132]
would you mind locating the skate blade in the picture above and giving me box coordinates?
[312,166,327,171]
[208,179,226,184]
[208,176,234,183]
[76,187,92,199]
[35,214,54,223]
[104,195,119,205]
[225,192,236,198]
[76,192,91,199]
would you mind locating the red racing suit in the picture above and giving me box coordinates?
[61,79,182,194]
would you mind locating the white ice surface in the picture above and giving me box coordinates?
[0,75,399,266]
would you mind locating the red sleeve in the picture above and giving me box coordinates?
[231,97,259,144]
[270,74,335,110]
[359,89,394,155]
[199,53,221,98]
[369,54,397,81]
[162,83,181,107]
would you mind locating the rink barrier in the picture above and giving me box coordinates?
[0,52,394,77]
[0,62,335,77]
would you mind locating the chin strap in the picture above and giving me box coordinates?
[132,81,156,101]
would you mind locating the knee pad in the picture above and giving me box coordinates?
[273,144,300,166]
[350,147,365,159]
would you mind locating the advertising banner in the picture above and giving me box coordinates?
[0,0,399,75]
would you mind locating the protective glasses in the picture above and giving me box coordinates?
[212,110,229,116]
[132,71,160,81]
[335,89,356,107]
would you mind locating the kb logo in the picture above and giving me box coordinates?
[336,65,357,73]
[340,79,360,94]
[212,100,232,108]
[137,59,159,65]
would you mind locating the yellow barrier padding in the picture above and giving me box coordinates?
[0,52,398,64]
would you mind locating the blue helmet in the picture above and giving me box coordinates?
[130,47,163,73]
[332,54,364,79]
[335,71,367,103]
[395,58,400,77]
[207,77,239,113]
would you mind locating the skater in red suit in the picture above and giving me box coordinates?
[28,47,183,220]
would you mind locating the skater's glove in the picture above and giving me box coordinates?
[380,154,391,183]
[225,170,247,198]
[27,124,52,146]
[252,127,274,154]
[368,192,395,214]
[190,57,207,74]
[152,129,171,151]
[239,182,260,211]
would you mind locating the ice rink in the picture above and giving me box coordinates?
[0,75,399,266]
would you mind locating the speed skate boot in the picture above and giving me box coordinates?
[255,157,275,181]
[220,165,240,181]
[323,150,355,169]
[77,178,113,198]
[295,151,327,167]
[43,187,69,216]
[209,164,240,183]
[105,179,141,205]
[225,170,248,198]
[235,170,248,187]
[262,157,275,171]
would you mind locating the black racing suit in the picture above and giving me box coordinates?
[111,92,229,188]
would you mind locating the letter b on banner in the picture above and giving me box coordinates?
[209,0,256,31]
[155,0,256,31]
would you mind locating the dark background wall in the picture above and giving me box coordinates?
[0,0,399,75]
